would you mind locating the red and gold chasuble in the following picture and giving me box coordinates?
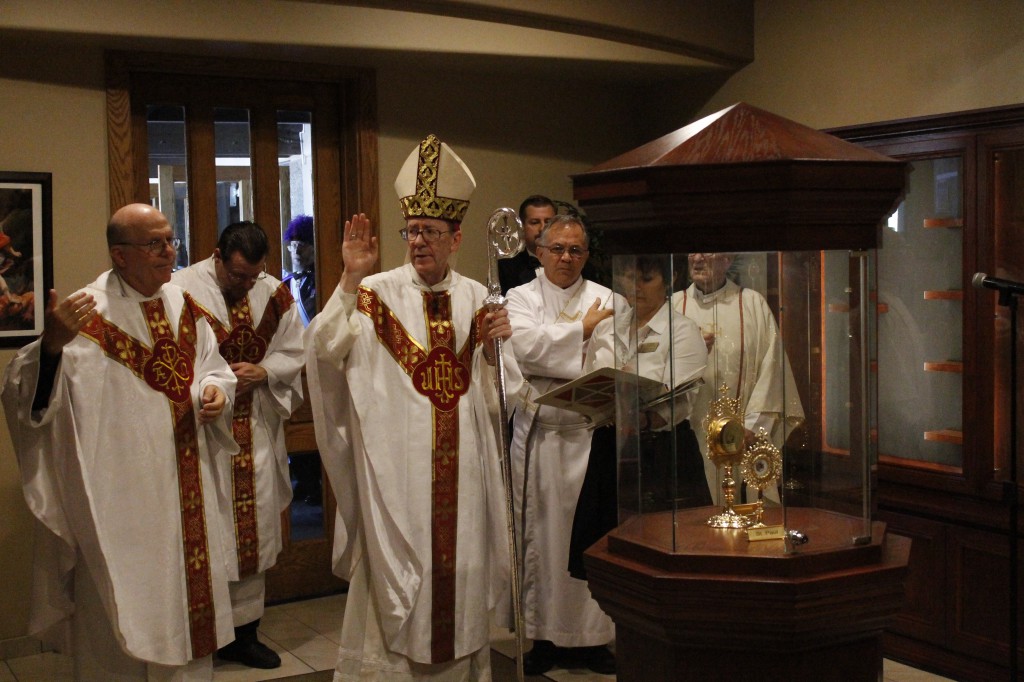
[357,285,486,664]
[79,294,217,659]
[194,283,294,577]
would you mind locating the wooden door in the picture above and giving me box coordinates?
[106,50,379,602]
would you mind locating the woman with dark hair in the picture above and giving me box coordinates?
[568,254,709,579]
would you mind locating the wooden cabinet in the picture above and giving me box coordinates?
[832,105,1024,682]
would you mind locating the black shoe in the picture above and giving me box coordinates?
[522,639,558,676]
[217,639,282,669]
[578,645,616,675]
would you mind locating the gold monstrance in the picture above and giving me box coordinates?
[703,385,750,528]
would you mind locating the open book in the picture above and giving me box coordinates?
[533,366,702,426]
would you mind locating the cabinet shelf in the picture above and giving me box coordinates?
[922,217,963,229]
[923,429,963,445]
[923,361,963,373]
[826,303,889,313]
[923,290,964,301]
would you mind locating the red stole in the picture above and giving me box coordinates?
[194,283,294,577]
[357,285,485,664]
[79,294,217,659]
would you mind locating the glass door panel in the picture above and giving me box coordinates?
[278,110,317,326]
[214,107,254,233]
[146,105,190,270]
[877,156,964,470]
[288,451,324,540]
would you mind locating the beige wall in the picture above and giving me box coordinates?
[698,0,1024,129]
[0,41,110,639]
[374,65,637,277]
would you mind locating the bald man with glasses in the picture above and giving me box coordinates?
[3,203,239,680]
[172,220,305,670]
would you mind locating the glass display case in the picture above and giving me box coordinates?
[606,248,876,558]
[570,102,908,571]
[568,103,911,682]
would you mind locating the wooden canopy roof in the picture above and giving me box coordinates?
[572,103,907,253]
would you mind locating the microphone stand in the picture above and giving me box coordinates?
[998,287,1019,682]
[976,273,1021,679]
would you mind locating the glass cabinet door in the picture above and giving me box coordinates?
[877,154,965,472]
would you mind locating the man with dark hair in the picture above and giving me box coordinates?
[3,203,238,680]
[173,220,306,670]
[283,214,316,325]
[498,194,556,294]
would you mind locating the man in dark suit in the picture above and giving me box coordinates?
[498,195,556,294]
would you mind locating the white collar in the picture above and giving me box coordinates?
[406,262,454,292]
[691,279,738,305]
[110,270,164,301]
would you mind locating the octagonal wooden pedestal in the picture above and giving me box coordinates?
[583,507,911,682]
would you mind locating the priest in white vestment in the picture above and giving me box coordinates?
[2,203,239,681]
[172,220,305,670]
[503,214,617,676]
[671,252,804,504]
[305,134,521,681]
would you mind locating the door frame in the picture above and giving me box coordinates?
[105,49,379,601]
[105,49,379,308]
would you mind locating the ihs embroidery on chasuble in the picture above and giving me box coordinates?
[356,285,485,663]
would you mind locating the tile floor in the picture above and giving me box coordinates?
[0,592,957,681]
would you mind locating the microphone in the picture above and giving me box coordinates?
[972,272,1024,297]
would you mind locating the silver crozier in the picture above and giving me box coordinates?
[483,207,526,682]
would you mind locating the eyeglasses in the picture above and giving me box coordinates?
[225,266,268,285]
[117,237,181,255]
[541,244,588,260]
[399,227,451,243]
[287,241,312,252]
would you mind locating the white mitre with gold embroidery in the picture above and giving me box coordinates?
[395,134,476,223]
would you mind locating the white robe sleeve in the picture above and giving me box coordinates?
[582,316,616,373]
[259,301,306,419]
[649,313,707,428]
[506,286,586,380]
[1,340,77,640]
[473,335,524,421]
[312,285,361,366]
[743,294,805,442]
[303,310,360,580]
[194,319,239,458]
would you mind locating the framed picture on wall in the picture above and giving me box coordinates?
[0,172,52,346]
